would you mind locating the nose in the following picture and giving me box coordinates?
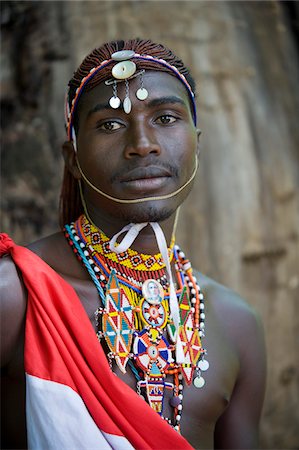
[124,121,161,159]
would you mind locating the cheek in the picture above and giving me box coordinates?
[77,134,121,174]
[161,128,197,165]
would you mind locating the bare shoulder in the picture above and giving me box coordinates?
[196,271,265,354]
[27,231,82,278]
[0,254,27,366]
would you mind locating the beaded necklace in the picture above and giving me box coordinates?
[64,214,209,432]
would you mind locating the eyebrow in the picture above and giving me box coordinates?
[87,102,111,117]
[147,96,186,108]
[87,95,187,118]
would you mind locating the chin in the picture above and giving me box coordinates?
[118,204,176,224]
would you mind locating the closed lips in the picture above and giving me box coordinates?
[120,167,171,182]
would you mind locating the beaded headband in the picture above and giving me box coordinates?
[65,51,197,143]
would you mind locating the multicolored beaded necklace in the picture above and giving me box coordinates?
[64,214,209,432]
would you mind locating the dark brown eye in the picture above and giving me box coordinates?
[156,115,177,125]
[99,121,122,131]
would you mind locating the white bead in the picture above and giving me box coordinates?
[198,359,209,371]
[200,322,205,330]
[193,376,205,388]
[84,251,89,256]
[94,266,100,272]
[176,415,181,421]
[123,97,132,114]
[112,60,136,79]
[178,394,183,400]
[109,96,121,109]
[178,384,183,390]
[200,303,205,310]
[191,288,196,295]
[199,293,204,300]
[191,307,195,313]
[200,313,205,320]
[199,331,203,337]
[136,88,148,100]
[177,404,182,411]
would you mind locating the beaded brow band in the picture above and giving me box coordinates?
[65,54,197,141]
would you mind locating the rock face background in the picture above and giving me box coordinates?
[1,1,298,448]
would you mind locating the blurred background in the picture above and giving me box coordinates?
[1,1,298,448]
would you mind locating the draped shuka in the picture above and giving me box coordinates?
[0,234,193,450]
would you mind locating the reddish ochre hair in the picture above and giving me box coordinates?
[59,38,196,228]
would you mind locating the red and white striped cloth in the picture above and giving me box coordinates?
[0,234,193,450]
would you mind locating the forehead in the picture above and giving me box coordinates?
[78,71,192,114]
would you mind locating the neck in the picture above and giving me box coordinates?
[82,203,177,255]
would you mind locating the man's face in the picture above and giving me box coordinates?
[76,71,199,224]
[148,281,159,299]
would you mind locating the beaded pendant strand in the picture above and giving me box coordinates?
[64,214,209,432]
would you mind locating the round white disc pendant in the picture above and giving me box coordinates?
[111,50,135,61]
[193,376,205,389]
[112,61,136,80]
[136,88,148,101]
[123,97,132,114]
[198,359,209,372]
[109,96,121,109]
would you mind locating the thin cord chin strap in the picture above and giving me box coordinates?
[72,129,198,205]
[110,222,185,364]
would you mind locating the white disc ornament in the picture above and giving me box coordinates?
[111,50,135,61]
[112,61,136,80]
[136,88,148,101]
[193,376,205,389]
[109,96,121,109]
[198,359,209,371]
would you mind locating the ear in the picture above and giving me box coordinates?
[196,128,202,157]
[62,141,81,179]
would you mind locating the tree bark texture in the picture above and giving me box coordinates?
[1,1,298,448]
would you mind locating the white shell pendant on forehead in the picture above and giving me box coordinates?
[111,50,135,61]
[109,96,121,109]
[112,61,137,80]
[123,97,132,114]
[136,87,149,101]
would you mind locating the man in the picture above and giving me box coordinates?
[0,38,266,449]
[144,280,163,304]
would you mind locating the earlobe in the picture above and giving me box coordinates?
[62,141,81,180]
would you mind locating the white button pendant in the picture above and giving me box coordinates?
[109,96,121,109]
[111,50,135,61]
[198,359,209,372]
[136,88,148,101]
[123,97,132,114]
[193,376,205,389]
[112,61,136,80]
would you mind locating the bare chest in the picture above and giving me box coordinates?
[6,272,240,449]
[69,275,240,448]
